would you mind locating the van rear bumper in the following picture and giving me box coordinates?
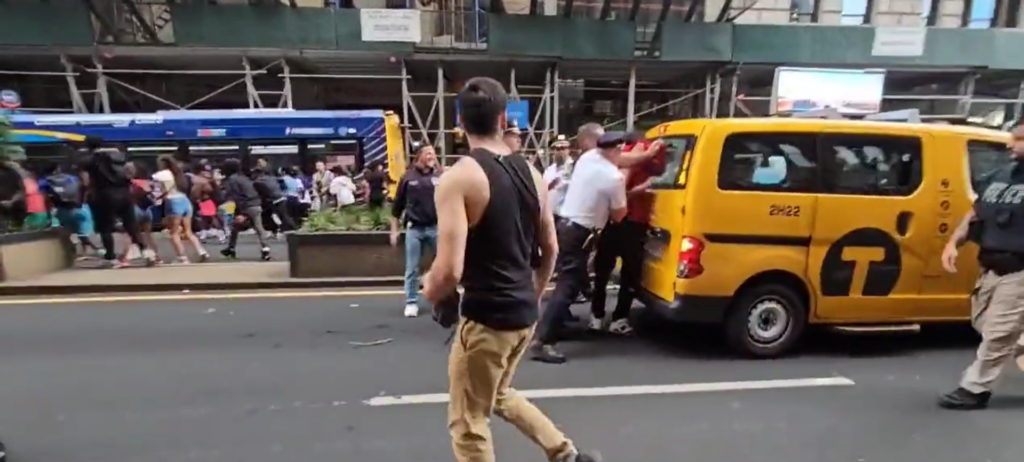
[638,288,730,324]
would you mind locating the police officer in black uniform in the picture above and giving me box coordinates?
[939,125,1024,410]
[390,141,441,318]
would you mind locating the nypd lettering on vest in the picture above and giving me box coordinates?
[974,163,1024,254]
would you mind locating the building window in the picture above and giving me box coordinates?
[966,0,996,27]
[840,0,868,24]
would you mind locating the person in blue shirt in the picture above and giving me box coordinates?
[40,162,101,257]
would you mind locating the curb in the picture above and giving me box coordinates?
[0,277,406,297]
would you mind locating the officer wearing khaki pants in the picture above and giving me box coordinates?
[939,125,1024,410]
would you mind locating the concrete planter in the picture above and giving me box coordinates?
[287,231,433,279]
[0,228,75,282]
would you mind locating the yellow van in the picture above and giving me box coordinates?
[639,117,1012,358]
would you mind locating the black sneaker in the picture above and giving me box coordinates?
[559,449,602,462]
[530,343,567,364]
[938,387,991,410]
[260,247,272,261]
[220,248,237,259]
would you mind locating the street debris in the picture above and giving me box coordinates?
[349,338,393,348]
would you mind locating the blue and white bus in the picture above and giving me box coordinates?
[7,109,407,186]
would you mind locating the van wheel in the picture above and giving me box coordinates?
[724,283,807,358]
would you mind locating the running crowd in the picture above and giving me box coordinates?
[0,150,390,267]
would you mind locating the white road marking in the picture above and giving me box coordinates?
[363,376,856,406]
[0,285,566,305]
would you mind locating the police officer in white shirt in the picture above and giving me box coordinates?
[542,134,572,220]
[531,131,629,364]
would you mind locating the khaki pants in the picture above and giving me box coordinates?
[448,318,575,462]
[960,270,1024,393]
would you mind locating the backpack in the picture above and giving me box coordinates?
[45,173,81,207]
[93,150,130,188]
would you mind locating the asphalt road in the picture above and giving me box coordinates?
[0,292,1021,462]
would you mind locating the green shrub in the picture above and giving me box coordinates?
[301,204,392,232]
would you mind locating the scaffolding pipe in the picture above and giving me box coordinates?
[553,64,560,137]
[0,70,78,76]
[92,57,112,114]
[243,57,260,109]
[400,61,412,160]
[84,68,270,75]
[599,88,706,133]
[288,74,407,80]
[626,64,636,131]
[1014,80,1024,121]
[61,55,89,114]
[728,70,739,117]
[543,67,552,149]
[437,63,447,164]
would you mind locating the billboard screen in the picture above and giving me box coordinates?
[771,68,886,115]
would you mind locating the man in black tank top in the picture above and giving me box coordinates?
[423,77,601,462]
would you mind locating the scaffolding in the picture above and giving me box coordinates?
[4,54,1024,168]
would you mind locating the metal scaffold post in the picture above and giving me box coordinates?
[626,64,636,131]
[401,61,447,163]
[512,65,556,157]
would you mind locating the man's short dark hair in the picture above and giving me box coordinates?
[457,77,508,137]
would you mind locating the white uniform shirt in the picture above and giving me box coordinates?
[542,158,573,216]
[559,149,626,229]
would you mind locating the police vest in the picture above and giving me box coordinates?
[975,162,1024,254]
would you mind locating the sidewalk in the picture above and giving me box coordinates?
[0,262,404,296]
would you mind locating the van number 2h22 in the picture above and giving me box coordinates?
[769,205,801,217]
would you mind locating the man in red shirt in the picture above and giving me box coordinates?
[589,135,666,335]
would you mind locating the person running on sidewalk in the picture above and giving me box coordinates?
[81,147,156,268]
[154,156,209,264]
[42,162,102,258]
[390,141,440,318]
[423,76,600,462]
[253,166,295,239]
[220,159,271,261]
[123,162,162,264]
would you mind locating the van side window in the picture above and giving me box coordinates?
[820,135,922,197]
[717,133,818,193]
[967,140,1010,195]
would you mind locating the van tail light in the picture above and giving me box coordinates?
[677,236,705,279]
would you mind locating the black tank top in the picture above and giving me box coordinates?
[460,149,540,331]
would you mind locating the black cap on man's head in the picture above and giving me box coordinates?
[596,131,626,149]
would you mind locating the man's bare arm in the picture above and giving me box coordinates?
[530,165,558,302]
[617,140,664,168]
[948,209,976,248]
[423,163,469,304]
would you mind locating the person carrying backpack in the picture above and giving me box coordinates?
[42,163,101,257]
[81,147,156,268]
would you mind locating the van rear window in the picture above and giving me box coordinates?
[967,140,1011,195]
[650,136,694,189]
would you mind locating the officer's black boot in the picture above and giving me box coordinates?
[938,387,991,410]
[220,247,237,259]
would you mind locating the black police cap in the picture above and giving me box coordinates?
[596,131,626,149]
